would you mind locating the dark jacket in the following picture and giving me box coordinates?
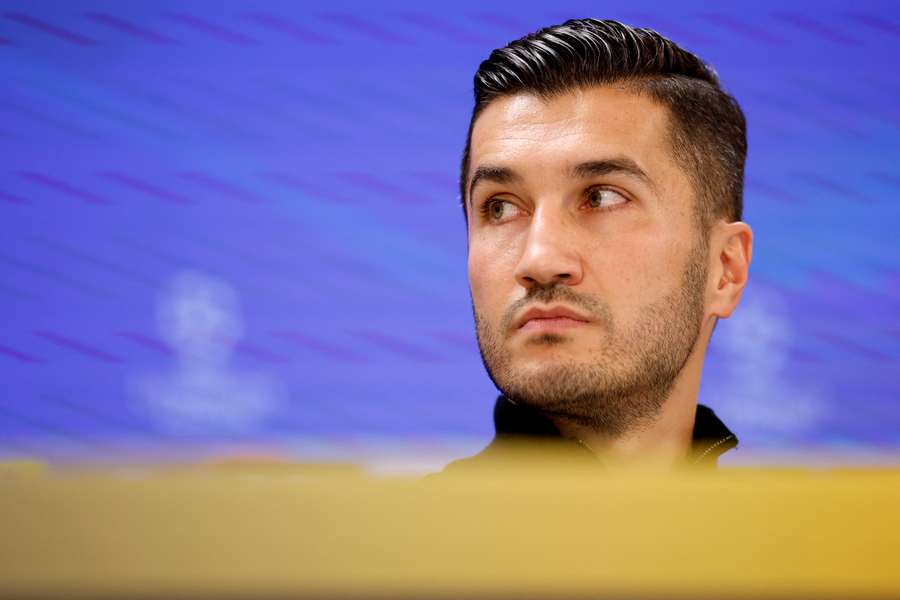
[442,396,738,472]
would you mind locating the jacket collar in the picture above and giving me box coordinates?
[492,395,738,467]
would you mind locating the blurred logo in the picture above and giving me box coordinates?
[133,270,283,433]
[711,288,826,438]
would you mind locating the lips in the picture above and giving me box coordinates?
[514,305,592,331]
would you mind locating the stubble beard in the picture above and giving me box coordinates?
[473,242,708,438]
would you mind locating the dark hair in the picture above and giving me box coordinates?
[460,18,747,229]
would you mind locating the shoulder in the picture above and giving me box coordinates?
[424,441,506,480]
[425,436,595,479]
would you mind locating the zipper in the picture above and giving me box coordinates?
[693,434,735,465]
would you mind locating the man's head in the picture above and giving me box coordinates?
[462,19,752,438]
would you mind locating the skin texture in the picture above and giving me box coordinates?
[466,85,753,466]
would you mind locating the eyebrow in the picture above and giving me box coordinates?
[467,166,522,207]
[570,158,655,190]
[467,156,654,208]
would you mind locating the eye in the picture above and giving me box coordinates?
[482,198,521,223]
[585,187,629,211]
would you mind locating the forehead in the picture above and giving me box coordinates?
[469,85,674,180]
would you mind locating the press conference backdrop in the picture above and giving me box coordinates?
[1,0,898,468]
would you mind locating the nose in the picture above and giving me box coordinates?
[513,207,584,289]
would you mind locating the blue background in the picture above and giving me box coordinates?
[1,0,898,466]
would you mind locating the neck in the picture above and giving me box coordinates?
[550,318,715,468]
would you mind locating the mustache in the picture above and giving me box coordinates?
[500,284,612,332]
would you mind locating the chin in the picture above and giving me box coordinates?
[508,353,578,382]
[511,334,585,362]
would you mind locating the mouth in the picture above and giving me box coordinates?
[514,305,592,333]
[519,316,590,333]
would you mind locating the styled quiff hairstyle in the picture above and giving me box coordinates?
[460,18,747,229]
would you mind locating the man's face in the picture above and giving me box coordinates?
[466,85,709,435]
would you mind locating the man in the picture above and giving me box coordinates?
[446,19,752,470]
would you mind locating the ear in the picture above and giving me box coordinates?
[706,221,753,319]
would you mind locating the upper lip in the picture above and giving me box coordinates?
[514,305,592,329]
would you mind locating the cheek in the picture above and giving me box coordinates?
[585,229,682,308]
[467,240,518,312]
[467,248,494,309]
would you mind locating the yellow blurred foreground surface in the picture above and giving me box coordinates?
[1,459,899,599]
